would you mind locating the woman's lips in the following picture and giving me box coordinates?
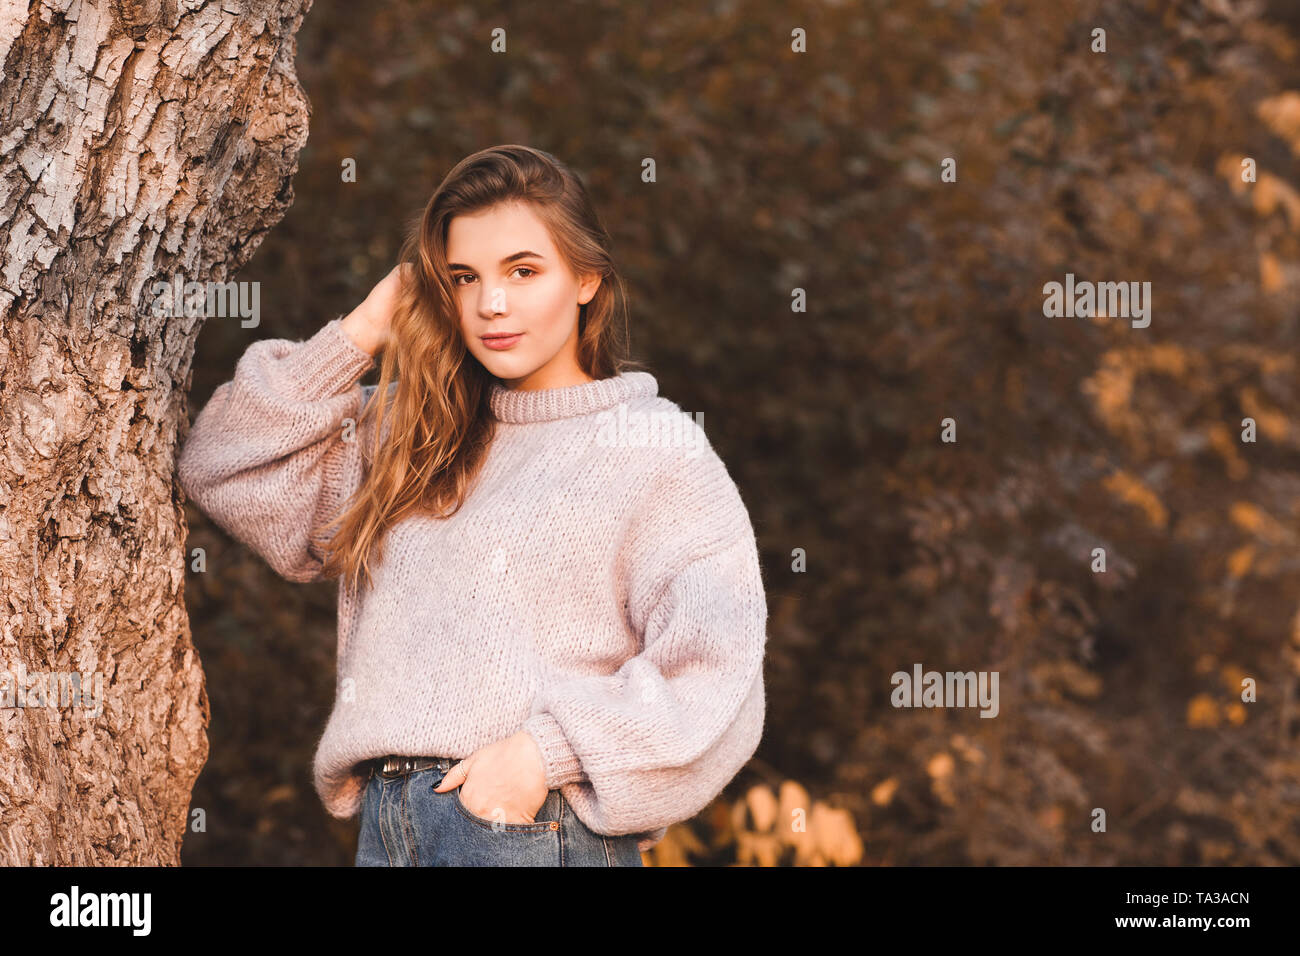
[481,333,523,350]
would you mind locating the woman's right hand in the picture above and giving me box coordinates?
[341,262,414,356]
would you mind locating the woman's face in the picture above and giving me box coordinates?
[447,201,601,391]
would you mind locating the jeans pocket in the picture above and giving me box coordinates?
[451,786,559,833]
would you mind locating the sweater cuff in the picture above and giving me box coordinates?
[522,712,588,788]
[284,316,376,400]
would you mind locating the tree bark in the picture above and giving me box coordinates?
[0,0,313,864]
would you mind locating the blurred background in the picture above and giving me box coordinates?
[180,0,1300,865]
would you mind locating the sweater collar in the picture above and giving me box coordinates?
[489,370,658,424]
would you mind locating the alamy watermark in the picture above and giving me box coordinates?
[1,662,104,718]
[49,886,150,935]
[1043,272,1151,328]
[891,663,999,718]
[594,405,706,458]
[147,272,260,327]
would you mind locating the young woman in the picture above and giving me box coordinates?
[177,145,768,867]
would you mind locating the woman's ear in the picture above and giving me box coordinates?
[578,272,602,306]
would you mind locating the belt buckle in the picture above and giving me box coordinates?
[378,755,449,776]
[380,756,412,776]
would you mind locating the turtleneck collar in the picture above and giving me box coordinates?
[488,370,658,424]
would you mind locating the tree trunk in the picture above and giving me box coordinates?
[0,0,312,864]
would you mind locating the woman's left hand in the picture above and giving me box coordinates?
[433,731,549,824]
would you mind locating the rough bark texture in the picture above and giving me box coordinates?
[0,0,312,864]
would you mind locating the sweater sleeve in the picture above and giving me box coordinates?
[176,317,377,584]
[521,439,768,836]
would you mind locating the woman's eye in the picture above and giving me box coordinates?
[453,268,533,285]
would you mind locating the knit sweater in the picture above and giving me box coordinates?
[176,317,768,853]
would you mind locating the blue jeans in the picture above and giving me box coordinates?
[354,757,644,866]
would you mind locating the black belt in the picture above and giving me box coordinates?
[372,755,459,777]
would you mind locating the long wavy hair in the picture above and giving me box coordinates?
[316,145,646,594]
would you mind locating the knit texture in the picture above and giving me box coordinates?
[177,317,768,854]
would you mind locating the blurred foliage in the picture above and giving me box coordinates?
[180,0,1300,865]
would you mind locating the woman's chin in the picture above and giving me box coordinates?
[479,355,535,384]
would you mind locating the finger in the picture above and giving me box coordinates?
[434,759,470,792]
[433,763,459,792]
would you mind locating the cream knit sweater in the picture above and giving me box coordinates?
[176,317,768,853]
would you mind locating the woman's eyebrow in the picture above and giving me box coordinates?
[448,251,546,270]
